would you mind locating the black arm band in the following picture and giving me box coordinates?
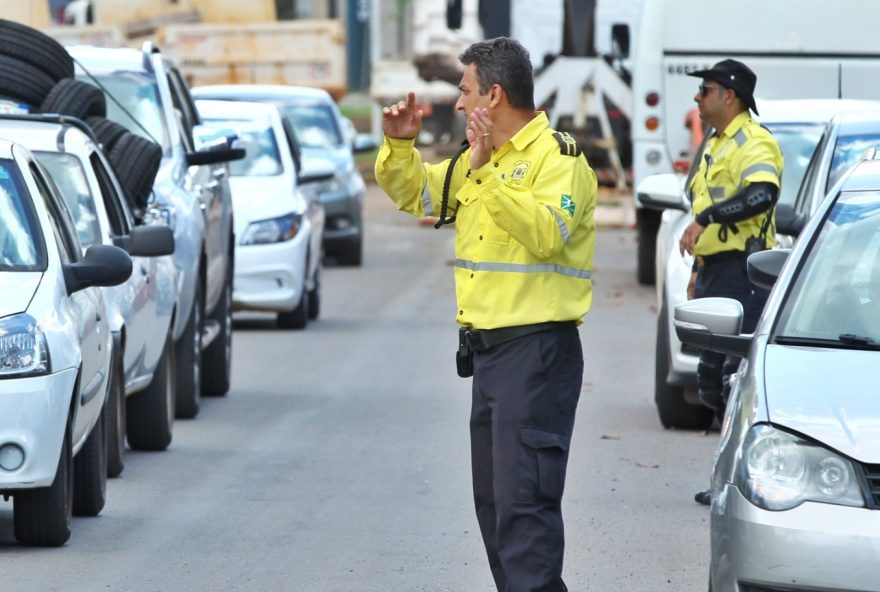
[696,182,778,226]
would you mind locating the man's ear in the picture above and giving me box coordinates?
[488,84,503,108]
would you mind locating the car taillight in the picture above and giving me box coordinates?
[645,92,660,107]
[645,117,660,131]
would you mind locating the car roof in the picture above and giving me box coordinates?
[0,139,14,159]
[0,118,95,156]
[193,84,334,103]
[756,98,880,125]
[195,98,280,124]
[838,155,880,192]
[67,45,147,73]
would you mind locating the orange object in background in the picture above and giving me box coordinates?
[684,107,705,159]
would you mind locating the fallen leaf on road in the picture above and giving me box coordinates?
[600,434,620,440]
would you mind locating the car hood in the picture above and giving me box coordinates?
[765,344,880,463]
[229,175,304,232]
[0,272,42,319]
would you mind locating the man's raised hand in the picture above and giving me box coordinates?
[382,92,423,140]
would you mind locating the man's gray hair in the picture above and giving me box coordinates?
[459,37,535,111]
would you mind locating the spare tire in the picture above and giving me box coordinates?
[0,54,55,109]
[109,132,162,209]
[0,19,74,82]
[40,79,106,119]
[86,116,128,152]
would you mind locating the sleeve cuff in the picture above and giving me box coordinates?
[385,136,417,156]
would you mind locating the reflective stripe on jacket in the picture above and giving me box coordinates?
[689,111,783,256]
[374,112,597,329]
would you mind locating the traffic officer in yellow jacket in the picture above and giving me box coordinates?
[376,37,596,592]
[679,60,783,436]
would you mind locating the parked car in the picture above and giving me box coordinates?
[192,84,378,266]
[195,99,331,328]
[0,115,177,473]
[0,139,131,545]
[69,44,241,419]
[637,99,880,430]
[674,153,880,592]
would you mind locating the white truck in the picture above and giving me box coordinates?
[632,0,880,284]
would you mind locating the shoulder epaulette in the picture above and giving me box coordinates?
[552,131,583,157]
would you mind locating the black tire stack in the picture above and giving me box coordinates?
[0,19,162,211]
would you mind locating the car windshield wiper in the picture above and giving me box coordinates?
[774,334,880,350]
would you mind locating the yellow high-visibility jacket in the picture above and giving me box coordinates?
[375,112,597,330]
[689,111,784,256]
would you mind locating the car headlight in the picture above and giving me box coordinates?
[0,314,49,378]
[240,212,303,245]
[735,424,864,511]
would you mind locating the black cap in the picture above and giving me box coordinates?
[689,59,759,115]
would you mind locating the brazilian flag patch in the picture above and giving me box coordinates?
[561,194,575,216]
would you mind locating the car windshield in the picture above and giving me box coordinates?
[766,122,825,207]
[280,103,343,149]
[0,159,46,271]
[775,190,880,342]
[828,132,880,193]
[84,73,170,152]
[200,120,283,177]
[36,152,102,249]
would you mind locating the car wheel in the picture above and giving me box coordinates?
[0,54,56,109]
[202,263,233,397]
[127,331,175,451]
[0,19,74,82]
[72,405,107,517]
[336,235,362,266]
[39,78,107,119]
[655,299,714,430]
[13,422,73,546]
[307,266,320,320]
[108,132,162,210]
[86,116,128,153]
[104,345,126,478]
[637,210,659,286]
[175,281,203,418]
[277,284,308,330]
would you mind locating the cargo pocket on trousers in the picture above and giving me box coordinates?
[516,428,570,502]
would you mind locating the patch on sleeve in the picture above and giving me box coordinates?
[552,131,583,157]
[561,194,575,215]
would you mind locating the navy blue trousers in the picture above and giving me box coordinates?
[470,326,583,592]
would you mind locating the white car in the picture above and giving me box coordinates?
[0,139,131,546]
[194,99,330,329]
[0,115,178,475]
[638,99,880,430]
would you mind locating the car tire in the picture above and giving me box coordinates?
[637,210,659,286]
[175,281,203,418]
[202,262,232,397]
[277,285,308,330]
[0,19,74,82]
[72,405,107,517]
[655,300,714,430]
[39,78,106,119]
[104,344,126,478]
[13,422,73,546]
[336,236,362,267]
[0,54,56,109]
[127,331,175,451]
[307,267,320,320]
[108,132,162,210]
[86,116,128,153]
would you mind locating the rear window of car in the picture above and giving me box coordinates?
[828,132,880,193]
[36,152,103,249]
[0,159,47,271]
[280,103,343,149]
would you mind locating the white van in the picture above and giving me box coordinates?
[632,0,880,284]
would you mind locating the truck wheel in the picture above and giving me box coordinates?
[655,300,713,430]
[72,407,107,517]
[637,209,660,286]
[14,423,73,546]
[0,54,55,109]
[277,287,308,330]
[127,331,175,450]
[104,346,126,478]
[307,267,320,320]
[0,19,74,82]
[108,132,162,210]
[202,265,232,397]
[175,282,203,418]
[86,116,127,152]
[40,78,106,119]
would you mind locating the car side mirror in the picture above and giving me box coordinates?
[352,133,378,153]
[115,225,175,257]
[673,297,752,357]
[636,173,688,212]
[63,244,132,295]
[186,147,246,167]
[775,203,807,237]
[747,248,790,290]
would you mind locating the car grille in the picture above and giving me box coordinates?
[740,585,831,592]
[858,462,880,509]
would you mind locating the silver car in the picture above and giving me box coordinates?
[675,154,880,591]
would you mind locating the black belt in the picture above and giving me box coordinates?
[696,250,747,267]
[464,321,576,353]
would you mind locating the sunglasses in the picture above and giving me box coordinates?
[698,83,723,97]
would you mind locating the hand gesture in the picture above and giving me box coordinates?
[466,107,493,170]
[382,92,423,140]
[679,221,706,256]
